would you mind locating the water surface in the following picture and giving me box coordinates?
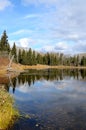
[8,69,86,130]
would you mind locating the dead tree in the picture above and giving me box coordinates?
[7,55,14,71]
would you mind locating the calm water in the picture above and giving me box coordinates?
[8,69,86,130]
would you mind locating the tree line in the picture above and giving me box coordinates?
[0,30,86,66]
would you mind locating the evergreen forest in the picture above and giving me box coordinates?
[0,30,86,66]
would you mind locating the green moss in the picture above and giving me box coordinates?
[0,87,19,129]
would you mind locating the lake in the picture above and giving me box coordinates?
[7,69,86,130]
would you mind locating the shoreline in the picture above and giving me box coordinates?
[0,64,86,76]
[23,64,86,70]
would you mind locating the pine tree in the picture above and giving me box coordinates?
[11,42,17,62]
[27,48,32,65]
[37,53,43,64]
[32,50,37,65]
[21,49,27,65]
[18,49,22,63]
[76,55,80,66]
[81,56,86,66]
[7,43,10,53]
[0,30,9,52]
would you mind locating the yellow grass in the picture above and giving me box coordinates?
[22,64,86,70]
[0,66,7,77]
[0,86,19,129]
[0,63,86,76]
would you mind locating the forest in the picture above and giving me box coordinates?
[0,30,86,66]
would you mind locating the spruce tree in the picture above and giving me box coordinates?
[59,53,63,65]
[0,30,9,51]
[21,49,28,65]
[76,55,79,66]
[27,48,32,65]
[11,42,17,62]
[32,50,37,65]
[18,49,22,63]
[37,53,43,64]
[81,56,86,66]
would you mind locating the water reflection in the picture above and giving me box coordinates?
[6,69,86,130]
[10,69,86,93]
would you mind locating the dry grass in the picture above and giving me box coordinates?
[0,66,7,76]
[22,64,86,70]
[0,61,86,76]
[0,86,19,129]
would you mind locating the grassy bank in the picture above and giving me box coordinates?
[0,86,19,129]
[23,64,86,70]
[0,63,86,76]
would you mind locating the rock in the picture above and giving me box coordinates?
[36,123,39,127]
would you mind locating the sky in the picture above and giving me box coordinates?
[0,0,86,54]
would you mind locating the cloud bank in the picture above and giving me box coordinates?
[2,0,85,54]
[0,0,12,10]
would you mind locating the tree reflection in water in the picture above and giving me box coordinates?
[7,69,86,93]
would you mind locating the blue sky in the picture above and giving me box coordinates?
[0,0,86,54]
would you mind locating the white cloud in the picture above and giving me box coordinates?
[9,37,35,49]
[45,41,86,54]
[21,0,86,43]
[18,38,30,48]
[9,0,86,54]
[9,37,86,54]
[54,42,68,51]
[41,42,69,53]
[50,0,86,42]
[73,41,86,54]
[17,83,32,93]
[42,45,54,52]
[0,0,12,10]
[18,38,35,48]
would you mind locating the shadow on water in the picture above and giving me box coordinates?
[1,69,86,130]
